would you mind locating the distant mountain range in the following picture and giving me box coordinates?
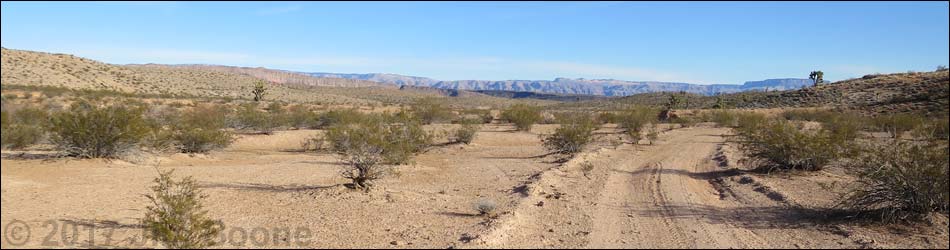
[305,72,812,96]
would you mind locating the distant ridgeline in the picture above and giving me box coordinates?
[306,72,813,97]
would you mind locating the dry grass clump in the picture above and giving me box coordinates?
[142,169,223,249]
[839,141,949,223]
[501,104,543,132]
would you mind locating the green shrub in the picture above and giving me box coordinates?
[231,104,277,134]
[840,141,949,222]
[501,104,542,132]
[317,109,366,128]
[171,107,233,153]
[873,113,925,139]
[48,103,151,158]
[2,125,44,150]
[326,120,390,190]
[283,105,319,129]
[326,114,432,166]
[410,97,453,125]
[1,108,49,150]
[143,169,223,249]
[459,109,493,124]
[543,113,596,156]
[453,122,480,145]
[735,119,854,172]
[617,106,657,143]
[0,111,9,130]
[596,111,620,125]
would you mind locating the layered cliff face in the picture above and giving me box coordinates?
[303,72,812,96]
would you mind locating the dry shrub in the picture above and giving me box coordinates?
[735,119,854,172]
[48,102,151,158]
[501,104,542,132]
[143,169,223,249]
[839,141,949,222]
[872,113,925,139]
[543,113,596,156]
[453,121,480,145]
[474,199,498,217]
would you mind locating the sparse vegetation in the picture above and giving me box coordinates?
[231,103,277,134]
[142,169,223,249]
[1,108,48,150]
[872,113,925,139]
[735,119,855,172]
[453,121,480,145]
[172,106,233,153]
[542,113,596,156]
[840,141,949,223]
[501,104,542,132]
[48,102,151,158]
[618,106,658,144]
[325,114,433,189]
[411,97,453,125]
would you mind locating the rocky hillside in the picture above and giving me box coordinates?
[560,70,949,116]
[1,48,554,107]
[735,70,950,116]
[303,72,812,96]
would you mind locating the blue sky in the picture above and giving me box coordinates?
[2,1,948,84]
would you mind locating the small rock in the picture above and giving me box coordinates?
[391,240,406,246]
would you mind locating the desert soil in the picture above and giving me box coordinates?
[2,124,947,249]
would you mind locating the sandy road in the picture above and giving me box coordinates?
[586,126,765,248]
[479,125,861,248]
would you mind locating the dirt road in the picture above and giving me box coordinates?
[478,125,946,249]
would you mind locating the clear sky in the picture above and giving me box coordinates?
[2,1,948,84]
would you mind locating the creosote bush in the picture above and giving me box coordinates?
[543,113,596,156]
[840,141,949,222]
[1,108,49,150]
[172,106,234,153]
[143,169,223,249]
[326,114,433,189]
[453,121,480,145]
[231,103,277,134]
[617,106,657,144]
[501,104,542,132]
[735,119,855,172]
[48,102,151,158]
[410,97,453,125]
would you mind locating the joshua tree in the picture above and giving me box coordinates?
[252,81,266,102]
[667,93,682,110]
[714,95,727,109]
[809,71,824,87]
